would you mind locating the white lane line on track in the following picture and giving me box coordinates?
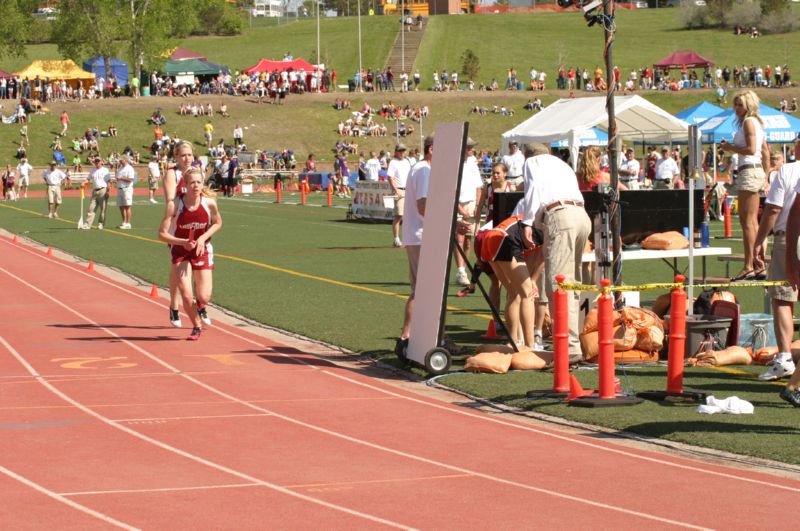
[0,333,414,531]
[0,464,139,530]
[16,241,795,495]
[0,252,714,529]
[61,483,260,497]
[115,413,272,423]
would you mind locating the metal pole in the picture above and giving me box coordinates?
[316,0,320,68]
[419,112,423,148]
[358,0,363,91]
[687,124,700,314]
[401,0,405,73]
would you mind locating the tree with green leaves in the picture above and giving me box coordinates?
[461,49,480,82]
[50,0,121,82]
[0,0,37,59]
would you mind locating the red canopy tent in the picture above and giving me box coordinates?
[169,48,207,62]
[244,58,316,74]
[0,69,13,78]
[653,50,714,70]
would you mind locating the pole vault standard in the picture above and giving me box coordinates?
[401,122,468,375]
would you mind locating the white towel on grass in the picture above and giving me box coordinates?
[697,395,754,415]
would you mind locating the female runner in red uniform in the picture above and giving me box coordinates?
[159,168,222,340]
[162,140,197,327]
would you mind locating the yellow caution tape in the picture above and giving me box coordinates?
[558,280,789,293]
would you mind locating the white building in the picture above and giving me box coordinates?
[252,0,283,17]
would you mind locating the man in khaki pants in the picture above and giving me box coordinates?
[521,144,591,364]
[81,157,111,230]
[753,137,799,388]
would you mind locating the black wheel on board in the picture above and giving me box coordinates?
[424,347,451,376]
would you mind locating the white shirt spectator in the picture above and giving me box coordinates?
[16,161,33,179]
[402,160,430,246]
[388,157,412,189]
[90,165,111,189]
[655,156,679,182]
[116,162,136,189]
[148,159,161,175]
[521,154,585,227]
[501,149,525,178]
[766,161,800,232]
[459,156,483,203]
[44,168,67,186]
[365,156,382,181]
[618,157,640,181]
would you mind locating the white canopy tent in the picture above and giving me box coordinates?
[500,95,689,169]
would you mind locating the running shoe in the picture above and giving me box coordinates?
[197,306,212,326]
[97,223,104,230]
[534,333,544,351]
[759,357,796,381]
[779,386,800,407]
[455,270,470,287]
[149,198,158,204]
[187,327,202,341]
[392,238,402,247]
[169,308,182,328]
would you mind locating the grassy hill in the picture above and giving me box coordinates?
[415,9,797,87]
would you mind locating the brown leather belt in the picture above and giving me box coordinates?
[545,199,584,211]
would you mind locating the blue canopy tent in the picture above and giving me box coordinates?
[676,101,725,125]
[550,127,608,148]
[699,103,800,144]
[82,56,129,86]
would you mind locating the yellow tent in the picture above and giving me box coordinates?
[15,60,96,87]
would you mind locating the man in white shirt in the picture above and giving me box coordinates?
[81,157,112,229]
[388,143,412,247]
[115,156,136,229]
[753,138,799,384]
[43,161,67,218]
[147,156,161,204]
[455,138,484,286]
[654,146,679,189]
[397,136,434,352]
[618,148,641,190]
[365,151,382,181]
[501,141,525,187]
[233,125,244,147]
[16,157,33,199]
[521,144,591,363]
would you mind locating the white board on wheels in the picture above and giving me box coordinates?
[406,122,467,370]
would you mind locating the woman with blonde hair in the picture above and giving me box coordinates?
[720,90,770,281]
[576,146,627,191]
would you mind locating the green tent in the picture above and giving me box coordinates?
[163,58,228,77]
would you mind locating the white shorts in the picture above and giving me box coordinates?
[116,187,134,207]
[18,176,29,187]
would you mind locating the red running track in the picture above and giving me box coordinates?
[1,235,799,530]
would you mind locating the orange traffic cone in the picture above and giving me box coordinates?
[723,196,733,239]
[46,247,53,257]
[11,234,18,243]
[149,285,159,299]
[87,260,95,272]
[480,319,502,340]
[567,374,594,401]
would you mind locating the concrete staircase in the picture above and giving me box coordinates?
[384,18,427,76]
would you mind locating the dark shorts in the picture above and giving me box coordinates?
[482,223,540,263]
